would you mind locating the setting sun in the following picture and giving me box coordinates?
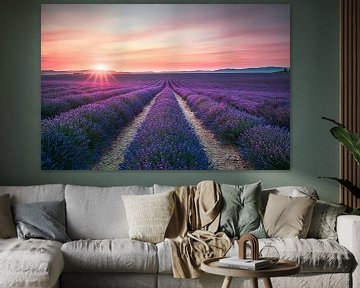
[93,64,109,71]
[86,64,117,86]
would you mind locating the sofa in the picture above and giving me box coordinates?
[0,183,359,288]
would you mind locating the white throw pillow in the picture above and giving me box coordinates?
[122,191,175,243]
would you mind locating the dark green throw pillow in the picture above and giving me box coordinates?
[12,200,70,243]
[218,182,266,238]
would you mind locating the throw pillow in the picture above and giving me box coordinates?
[12,200,70,243]
[307,200,347,240]
[218,182,266,238]
[263,193,316,238]
[0,194,16,238]
[122,190,175,243]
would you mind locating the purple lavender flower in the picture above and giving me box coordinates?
[120,88,210,170]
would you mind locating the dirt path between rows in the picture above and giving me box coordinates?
[92,94,159,170]
[174,93,247,170]
[93,89,247,170]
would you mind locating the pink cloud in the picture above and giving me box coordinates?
[41,4,290,71]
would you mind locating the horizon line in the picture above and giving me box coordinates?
[41,66,291,73]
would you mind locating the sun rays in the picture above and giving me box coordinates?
[85,66,118,86]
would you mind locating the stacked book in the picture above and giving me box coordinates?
[218,257,271,270]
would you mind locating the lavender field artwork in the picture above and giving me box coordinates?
[41,4,290,170]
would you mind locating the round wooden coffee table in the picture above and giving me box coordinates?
[201,257,300,288]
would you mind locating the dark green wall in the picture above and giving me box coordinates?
[0,0,340,202]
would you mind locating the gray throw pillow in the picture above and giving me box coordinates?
[12,200,70,243]
[0,194,16,238]
[218,182,266,238]
[307,200,347,240]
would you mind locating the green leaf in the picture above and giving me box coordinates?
[322,117,360,165]
[318,177,360,198]
[330,126,360,165]
[351,208,360,215]
[322,116,344,127]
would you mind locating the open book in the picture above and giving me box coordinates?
[218,257,271,270]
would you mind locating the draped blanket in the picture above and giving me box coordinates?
[165,181,231,278]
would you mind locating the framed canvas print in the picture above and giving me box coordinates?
[41,4,290,170]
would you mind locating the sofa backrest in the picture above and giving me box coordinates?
[65,184,153,240]
[0,184,320,240]
[0,184,65,204]
[153,184,176,194]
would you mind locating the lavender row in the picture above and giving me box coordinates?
[41,79,162,99]
[172,87,289,169]
[169,73,290,94]
[41,85,121,99]
[41,82,163,119]
[41,84,164,170]
[170,80,289,129]
[172,79,288,111]
[237,125,290,169]
[119,88,210,170]
[172,86,265,143]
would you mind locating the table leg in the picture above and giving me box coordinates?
[263,277,273,288]
[221,276,233,288]
[251,278,258,288]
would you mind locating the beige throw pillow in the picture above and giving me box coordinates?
[122,191,175,243]
[0,194,17,238]
[263,193,316,238]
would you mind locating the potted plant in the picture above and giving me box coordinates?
[320,117,360,215]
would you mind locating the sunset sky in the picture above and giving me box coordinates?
[41,4,290,72]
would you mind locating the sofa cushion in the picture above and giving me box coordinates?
[218,182,266,238]
[0,238,64,288]
[0,194,16,238]
[235,238,353,273]
[307,200,347,240]
[158,237,353,274]
[0,184,65,204]
[65,185,153,239]
[12,200,70,243]
[263,194,316,238]
[261,238,354,273]
[261,186,319,213]
[61,239,158,273]
[122,191,175,243]
[156,240,173,274]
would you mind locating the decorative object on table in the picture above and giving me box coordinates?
[237,233,279,268]
[218,234,272,271]
[319,117,360,211]
[259,245,280,265]
[218,257,271,270]
[238,234,259,260]
[41,4,290,171]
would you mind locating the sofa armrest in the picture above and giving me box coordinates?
[337,215,360,288]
